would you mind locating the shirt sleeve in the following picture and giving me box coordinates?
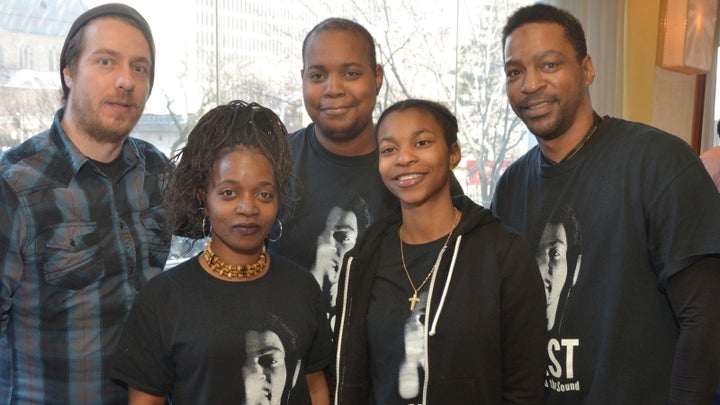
[648,154,720,289]
[109,286,173,397]
[0,179,24,336]
[666,257,720,405]
[500,234,547,404]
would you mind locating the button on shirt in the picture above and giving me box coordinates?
[0,109,171,404]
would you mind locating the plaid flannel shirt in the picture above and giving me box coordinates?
[0,109,170,404]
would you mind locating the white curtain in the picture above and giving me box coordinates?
[542,0,625,118]
[701,4,720,151]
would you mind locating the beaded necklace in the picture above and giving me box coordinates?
[203,240,268,279]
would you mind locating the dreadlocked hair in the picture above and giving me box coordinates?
[164,100,293,240]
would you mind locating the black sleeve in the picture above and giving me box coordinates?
[501,234,547,404]
[666,256,720,405]
[109,289,173,397]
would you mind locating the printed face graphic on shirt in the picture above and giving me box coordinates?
[399,290,428,401]
[311,205,359,311]
[535,206,583,392]
[242,330,287,405]
[537,221,569,330]
[535,206,582,331]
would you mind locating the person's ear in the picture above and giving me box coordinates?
[196,190,207,214]
[62,66,73,90]
[374,64,384,95]
[449,142,461,169]
[581,55,595,87]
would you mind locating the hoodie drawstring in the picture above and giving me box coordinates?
[334,255,354,405]
[429,234,462,336]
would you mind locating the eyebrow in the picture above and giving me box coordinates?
[257,346,283,354]
[505,49,565,66]
[90,48,151,65]
[378,127,437,144]
[333,223,356,231]
[213,179,275,188]
[411,128,437,137]
[305,61,366,71]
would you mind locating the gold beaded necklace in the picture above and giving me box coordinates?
[399,209,460,310]
[203,239,268,279]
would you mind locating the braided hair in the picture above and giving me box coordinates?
[165,100,293,239]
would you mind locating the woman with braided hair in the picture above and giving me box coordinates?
[110,100,331,405]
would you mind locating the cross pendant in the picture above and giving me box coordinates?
[409,292,420,310]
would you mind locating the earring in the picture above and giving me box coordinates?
[202,216,212,240]
[267,218,283,242]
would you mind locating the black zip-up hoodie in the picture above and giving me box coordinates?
[333,195,547,404]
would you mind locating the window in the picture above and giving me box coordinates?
[0,0,532,205]
[19,45,31,69]
[47,48,57,71]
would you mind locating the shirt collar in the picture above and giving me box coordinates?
[50,108,140,176]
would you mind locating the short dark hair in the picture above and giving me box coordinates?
[166,100,293,239]
[502,3,587,63]
[249,311,298,357]
[342,196,372,233]
[547,205,582,272]
[375,98,459,147]
[302,17,377,67]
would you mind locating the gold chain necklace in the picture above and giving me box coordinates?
[559,113,604,163]
[399,209,460,310]
[203,239,268,279]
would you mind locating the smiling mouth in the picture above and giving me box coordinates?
[395,173,423,181]
[322,106,351,115]
[518,99,557,120]
[523,101,552,110]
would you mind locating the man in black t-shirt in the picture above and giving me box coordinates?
[492,4,720,404]
[269,18,390,314]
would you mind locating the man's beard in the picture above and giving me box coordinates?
[513,102,573,142]
[70,94,143,144]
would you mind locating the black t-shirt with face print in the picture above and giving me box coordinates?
[367,224,447,405]
[109,254,332,405]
